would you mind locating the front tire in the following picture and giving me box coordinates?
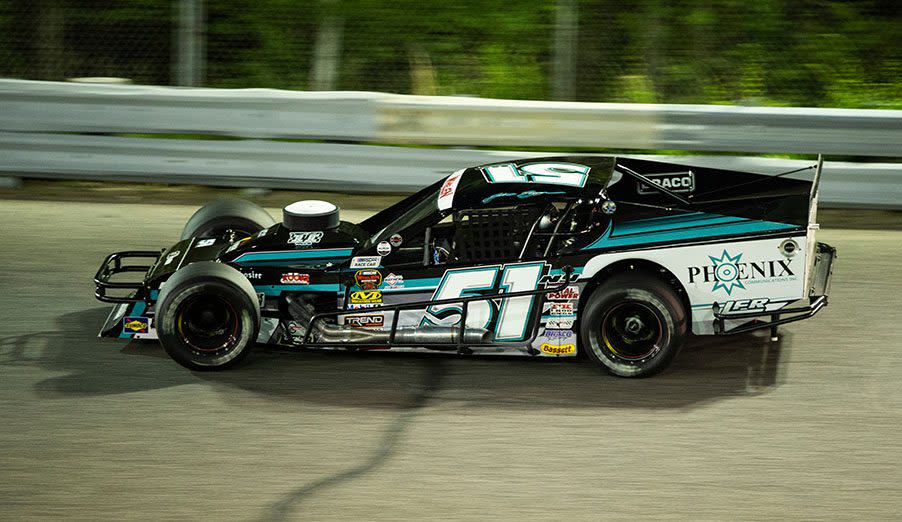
[180,199,275,240]
[156,262,260,370]
[580,272,687,377]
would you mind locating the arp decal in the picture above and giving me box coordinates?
[636,170,695,195]
[540,343,576,356]
[195,238,216,248]
[376,241,392,256]
[689,249,798,295]
[123,316,150,334]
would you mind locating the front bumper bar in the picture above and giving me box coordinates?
[94,251,161,303]
[713,242,836,335]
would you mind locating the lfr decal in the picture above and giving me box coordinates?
[421,262,546,342]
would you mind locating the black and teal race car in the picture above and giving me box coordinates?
[95,156,834,377]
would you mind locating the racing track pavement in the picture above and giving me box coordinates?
[1,197,901,520]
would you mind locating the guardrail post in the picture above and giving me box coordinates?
[552,0,578,101]
[173,0,205,86]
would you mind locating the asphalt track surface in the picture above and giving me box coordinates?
[1,196,901,520]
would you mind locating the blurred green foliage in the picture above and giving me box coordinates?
[0,0,898,108]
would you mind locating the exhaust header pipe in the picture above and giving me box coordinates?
[312,320,492,345]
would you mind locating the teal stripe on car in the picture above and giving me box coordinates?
[583,213,799,250]
[233,248,354,264]
[255,284,341,296]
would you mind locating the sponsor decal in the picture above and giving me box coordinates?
[384,273,404,288]
[344,314,385,328]
[349,290,382,305]
[355,269,382,290]
[540,273,581,285]
[256,293,266,307]
[281,273,310,284]
[540,343,576,356]
[347,303,380,309]
[545,317,574,329]
[255,228,268,238]
[437,170,464,211]
[543,329,574,339]
[242,270,263,280]
[288,231,324,247]
[481,190,566,205]
[546,285,579,301]
[123,316,149,334]
[720,298,770,314]
[163,250,181,265]
[549,302,574,315]
[376,241,392,256]
[195,238,216,248]
[389,234,403,247]
[637,171,695,195]
[688,249,797,295]
[350,256,381,269]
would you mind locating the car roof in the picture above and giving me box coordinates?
[446,156,615,210]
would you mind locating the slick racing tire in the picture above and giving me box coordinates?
[581,272,687,378]
[156,262,260,371]
[180,199,276,240]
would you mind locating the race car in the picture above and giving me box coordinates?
[95,155,835,377]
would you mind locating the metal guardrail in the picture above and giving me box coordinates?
[2,79,901,156]
[0,79,900,209]
[2,131,900,209]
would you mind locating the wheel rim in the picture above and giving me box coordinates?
[176,294,240,356]
[600,301,663,361]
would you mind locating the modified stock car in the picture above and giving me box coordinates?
[95,156,835,377]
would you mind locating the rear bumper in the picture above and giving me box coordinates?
[713,242,835,335]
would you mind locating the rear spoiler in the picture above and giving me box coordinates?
[809,154,824,221]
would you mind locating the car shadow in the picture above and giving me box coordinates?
[2,306,785,411]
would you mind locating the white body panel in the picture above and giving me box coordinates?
[581,235,808,334]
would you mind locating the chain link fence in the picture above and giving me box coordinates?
[0,0,898,108]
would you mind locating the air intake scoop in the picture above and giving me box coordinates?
[282,200,340,230]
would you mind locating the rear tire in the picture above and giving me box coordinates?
[156,262,260,371]
[180,199,275,240]
[580,272,687,377]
